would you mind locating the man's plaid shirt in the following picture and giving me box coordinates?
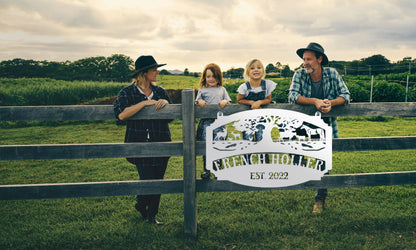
[288,67,350,138]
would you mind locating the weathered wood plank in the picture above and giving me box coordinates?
[127,104,182,119]
[0,179,183,200]
[195,102,416,118]
[0,104,182,121]
[0,142,183,161]
[333,136,416,152]
[2,171,415,200]
[1,137,414,161]
[195,136,416,155]
[195,171,416,192]
[1,102,415,121]
[0,105,115,121]
[181,89,197,238]
[329,102,416,117]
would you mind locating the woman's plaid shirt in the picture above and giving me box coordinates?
[114,83,172,143]
[113,83,172,165]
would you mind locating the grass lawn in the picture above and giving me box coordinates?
[0,117,415,249]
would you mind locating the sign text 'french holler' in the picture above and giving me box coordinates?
[206,109,332,187]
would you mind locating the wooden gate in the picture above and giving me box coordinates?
[1,89,415,237]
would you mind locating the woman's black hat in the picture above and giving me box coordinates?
[296,42,329,65]
[132,55,166,77]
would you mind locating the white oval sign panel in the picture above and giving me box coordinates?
[205,109,332,187]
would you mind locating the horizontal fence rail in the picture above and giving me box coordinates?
[1,102,415,121]
[2,171,416,200]
[1,137,416,161]
[0,142,184,161]
[1,89,415,238]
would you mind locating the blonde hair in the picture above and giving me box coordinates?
[200,63,223,88]
[244,59,265,81]
[133,69,156,87]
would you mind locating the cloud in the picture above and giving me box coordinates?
[269,0,416,48]
[0,0,159,39]
[0,0,415,71]
[1,0,103,28]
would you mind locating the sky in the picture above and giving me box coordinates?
[1,0,415,72]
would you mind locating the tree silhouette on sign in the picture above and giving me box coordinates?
[233,115,281,143]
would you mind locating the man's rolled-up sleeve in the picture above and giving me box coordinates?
[288,71,302,104]
[333,70,351,105]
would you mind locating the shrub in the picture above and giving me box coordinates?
[373,81,406,102]
[346,80,370,102]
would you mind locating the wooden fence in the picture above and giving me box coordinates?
[1,89,416,238]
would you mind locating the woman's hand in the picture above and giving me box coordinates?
[154,99,169,110]
[118,100,155,120]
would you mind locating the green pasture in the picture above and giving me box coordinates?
[1,74,415,106]
[0,76,203,106]
[0,76,292,105]
[0,75,415,248]
[1,117,415,249]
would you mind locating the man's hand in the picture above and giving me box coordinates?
[314,99,331,113]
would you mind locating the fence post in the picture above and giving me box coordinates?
[405,75,409,102]
[182,89,197,238]
[370,75,374,103]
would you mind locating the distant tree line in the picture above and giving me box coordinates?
[0,54,134,82]
[222,62,295,79]
[220,55,416,79]
[0,54,414,82]
[328,55,416,76]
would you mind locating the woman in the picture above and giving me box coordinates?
[113,55,171,225]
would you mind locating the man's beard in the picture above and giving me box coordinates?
[305,65,317,74]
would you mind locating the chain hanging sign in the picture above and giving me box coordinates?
[205,109,332,187]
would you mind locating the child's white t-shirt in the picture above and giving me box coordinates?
[237,80,277,97]
[196,86,231,104]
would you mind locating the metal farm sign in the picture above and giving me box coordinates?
[205,109,332,188]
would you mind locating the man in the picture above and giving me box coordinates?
[288,42,350,213]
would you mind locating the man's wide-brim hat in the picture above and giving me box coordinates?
[132,55,166,77]
[296,42,329,66]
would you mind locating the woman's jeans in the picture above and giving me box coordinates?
[135,158,168,217]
